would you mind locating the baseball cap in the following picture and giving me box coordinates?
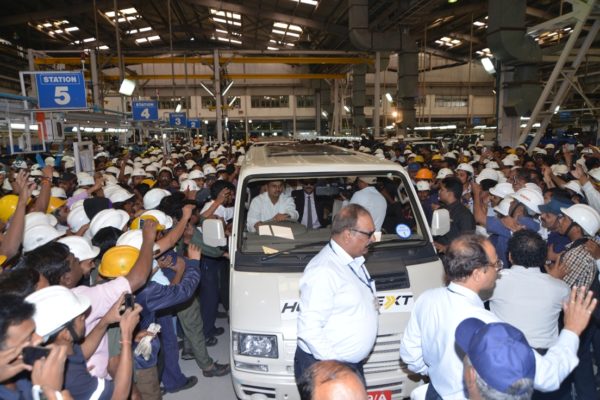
[455,318,535,394]
[539,197,574,215]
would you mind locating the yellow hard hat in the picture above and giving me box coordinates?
[413,155,425,163]
[0,195,19,223]
[130,215,165,231]
[0,255,6,267]
[47,197,67,214]
[506,148,516,155]
[431,154,443,161]
[98,245,140,278]
[141,179,156,188]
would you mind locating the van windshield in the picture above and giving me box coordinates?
[237,172,429,257]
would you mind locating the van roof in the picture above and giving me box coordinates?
[242,143,400,175]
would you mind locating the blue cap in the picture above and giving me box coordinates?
[407,162,421,172]
[538,197,573,215]
[455,318,535,394]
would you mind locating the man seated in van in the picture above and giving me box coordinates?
[292,180,333,229]
[247,179,299,232]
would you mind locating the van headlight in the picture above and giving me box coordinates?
[232,332,278,359]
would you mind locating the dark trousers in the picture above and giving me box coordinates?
[158,315,187,391]
[573,322,599,399]
[425,384,443,400]
[199,256,223,337]
[293,346,365,386]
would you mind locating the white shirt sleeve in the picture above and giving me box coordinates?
[582,181,600,214]
[297,267,342,360]
[246,196,262,233]
[280,194,299,221]
[399,300,428,375]
[533,329,580,391]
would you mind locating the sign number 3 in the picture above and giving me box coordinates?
[54,86,71,105]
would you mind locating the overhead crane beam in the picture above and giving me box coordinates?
[34,56,373,65]
[100,73,346,80]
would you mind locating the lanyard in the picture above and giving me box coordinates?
[329,242,374,295]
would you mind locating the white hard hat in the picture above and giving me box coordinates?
[489,182,515,199]
[456,163,474,175]
[132,168,146,177]
[103,174,119,186]
[107,188,135,204]
[64,160,75,170]
[116,229,160,252]
[51,187,67,199]
[26,286,91,342]
[443,152,457,160]
[188,170,205,180]
[493,197,514,217]
[88,209,130,238]
[203,165,217,175]
[501,156,515,167]
[564,180,583,196]
[416,181,431,191]
[30,170,43,177]
[23,223,65,252]
[77,173,94,187]
[436,168,454,180]
[178,173,189,183]
[143,188,171,210]
[123,166,134,176]
[145,165,158,173]
[44,157,55,166]
[141,209,173,229]
[58,236,100,261]
[105,166,120,176]
[512,188,544,214]
[475,168,500,184]
[25,212,58,231]
[524,182,543,195]
[588,167,600,181]
[551,164,569,176]
[486,161,500,170]
[561,204,600,236]
[67,204,90,233]
[180,179,199,191]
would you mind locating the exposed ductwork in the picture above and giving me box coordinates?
[348,0,418,131]
[487,0,542,117]
[352,64,367,134]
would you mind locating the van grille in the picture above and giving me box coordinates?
[241,384,276,399]
[373,271,410,291]
[364,333,406,398]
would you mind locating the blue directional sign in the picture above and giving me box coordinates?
[132,100,158,121]
[187,118,201,129]
[35,71,87,110]
[169,112,187,127]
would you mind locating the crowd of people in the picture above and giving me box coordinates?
[1,135,600,399]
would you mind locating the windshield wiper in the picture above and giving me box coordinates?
[260,240,329,261]
[369,237,423,248]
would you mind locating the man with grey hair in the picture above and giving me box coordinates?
[294,204,379,383]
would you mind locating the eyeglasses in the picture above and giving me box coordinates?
[350,228,376,239]
[487,259,504,271]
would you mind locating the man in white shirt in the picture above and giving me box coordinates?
[347,176,387,232]
[246,180,299,232]
[295,204,378,383]
[400,234,596,399]
[490,230,569,350]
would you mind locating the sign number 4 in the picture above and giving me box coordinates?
[140,108,150,119]
[54,86,71,106]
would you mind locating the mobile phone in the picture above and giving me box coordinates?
[22,346,50,365]
[119,294,135,315]
[138,219,145,229]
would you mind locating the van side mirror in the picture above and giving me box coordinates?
[202,219,227,247]
[431,209,450,237]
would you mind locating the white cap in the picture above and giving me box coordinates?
[143,188,172,210]
[25,212,58,231]
[493,197,514,217]
[456,163,475,175]
[77,173,95,187]
[180,179,199,191]
[141,209,173,229]
[116,229,160,252]
[58,236,100,261]
[416,181,431,191]
[475,169,500,184]
[188,170,205,180]
[88,209,130,238]
[564,180,583,196]
[489,182,515,199]
[106,188,135,203]
[436,168,454,180]
[51,187,67,199]
[23,224,65,252]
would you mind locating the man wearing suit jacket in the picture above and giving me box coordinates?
[292,180,332,229]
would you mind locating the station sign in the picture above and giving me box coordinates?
[35,71,87,110]
[132,100,159,121]
[187,118,201,129]
[169,112,187,127]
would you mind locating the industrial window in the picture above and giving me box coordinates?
[250,95,289,108]
[150,96,190,110]
[201,96,240,109]
[296,95,314,108]
[201,97,216,108]
[434,95,467,108]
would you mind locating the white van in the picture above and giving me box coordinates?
[206,143,445,400]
